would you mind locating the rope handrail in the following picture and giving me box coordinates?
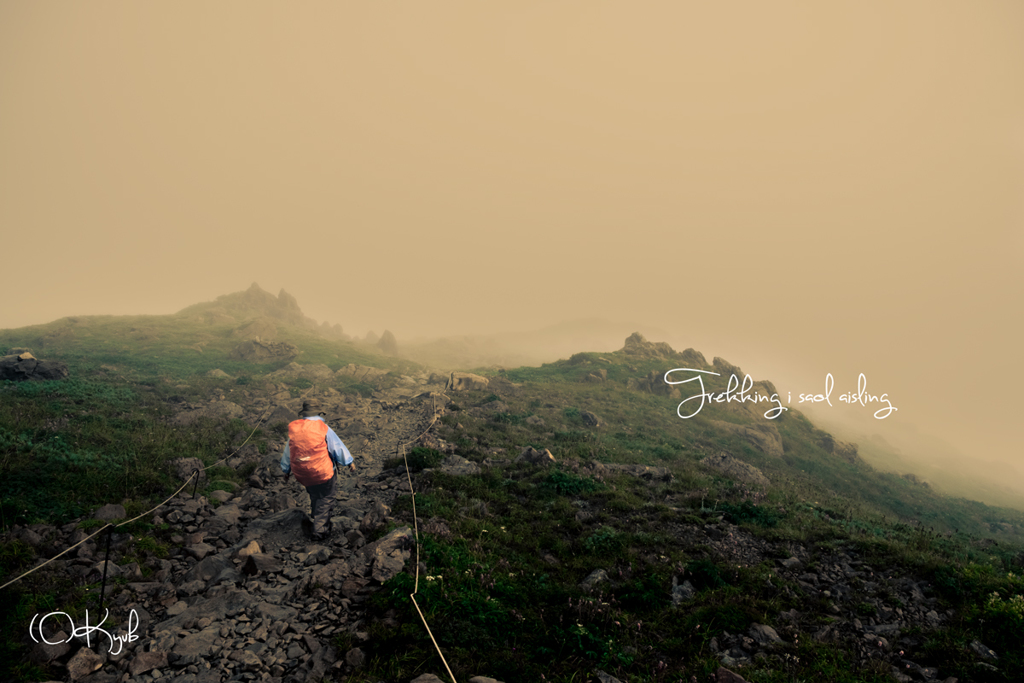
[0,470,199,593]
[400,393,458,683]
[0,404,272,593]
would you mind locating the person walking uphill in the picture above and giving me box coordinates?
[280,400,355,541]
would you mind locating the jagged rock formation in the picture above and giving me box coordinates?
[0,350,69,381]
[817,431,860,463]
[713,356,743,379]
[376,330,398,356]
[620,332,707,366]
[178,283,321,330]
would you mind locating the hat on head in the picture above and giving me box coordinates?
[299,400,325,418]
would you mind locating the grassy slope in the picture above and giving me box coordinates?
[0,313,421,525]
[358,354,1024,682]
[0,313,413,377]
[1,319,1022,682]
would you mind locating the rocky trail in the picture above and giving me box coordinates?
[14,377,494,683]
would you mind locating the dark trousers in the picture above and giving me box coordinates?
[305,472,337,535]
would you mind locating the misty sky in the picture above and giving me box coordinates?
[1,2,1022,474]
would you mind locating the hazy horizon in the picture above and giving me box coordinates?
[2,2,1022,495]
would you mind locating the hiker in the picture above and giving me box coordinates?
[280,400,355,541]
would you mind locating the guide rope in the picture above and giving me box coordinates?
[396,392,457,683]
[0,406,271,592]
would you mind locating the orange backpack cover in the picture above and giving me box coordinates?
[287,419,333,485]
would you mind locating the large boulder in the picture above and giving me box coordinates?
[366,527,414,583]
[169,457,207,489]
[336,364,389,384]
[700,452,770,488]
[446,371,489,391]
[234,508,311,553]
[266,403,300,426]
[229,339,298,362]
[515,447,556,466]
[0,352,69,381]
[66,647,103,680]
[269,362,334,381]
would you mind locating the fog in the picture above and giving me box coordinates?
[1,2,1022,502]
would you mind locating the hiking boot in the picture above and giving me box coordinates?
[312,520,334,542]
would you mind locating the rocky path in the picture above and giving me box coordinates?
[22,384,458,683]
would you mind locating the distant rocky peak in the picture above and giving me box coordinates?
[180,283,320,330]
[277,288,300,311]
[622,332,675,357]
[620,332,708,367]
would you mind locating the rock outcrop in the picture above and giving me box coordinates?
[626,369,682,397]
[0,351,69,381]
[818,431,860,463]
[230,339,299,363]
[376,330,398,356]
[179,283,320,330]
[446,371,489,392]
[269,362,334,382]
[709,420,784,458]
[337,364,389,385]
[620,332,707,366]
[591,462,673,483]
[700,452,770,488]
[516,447,556,466]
